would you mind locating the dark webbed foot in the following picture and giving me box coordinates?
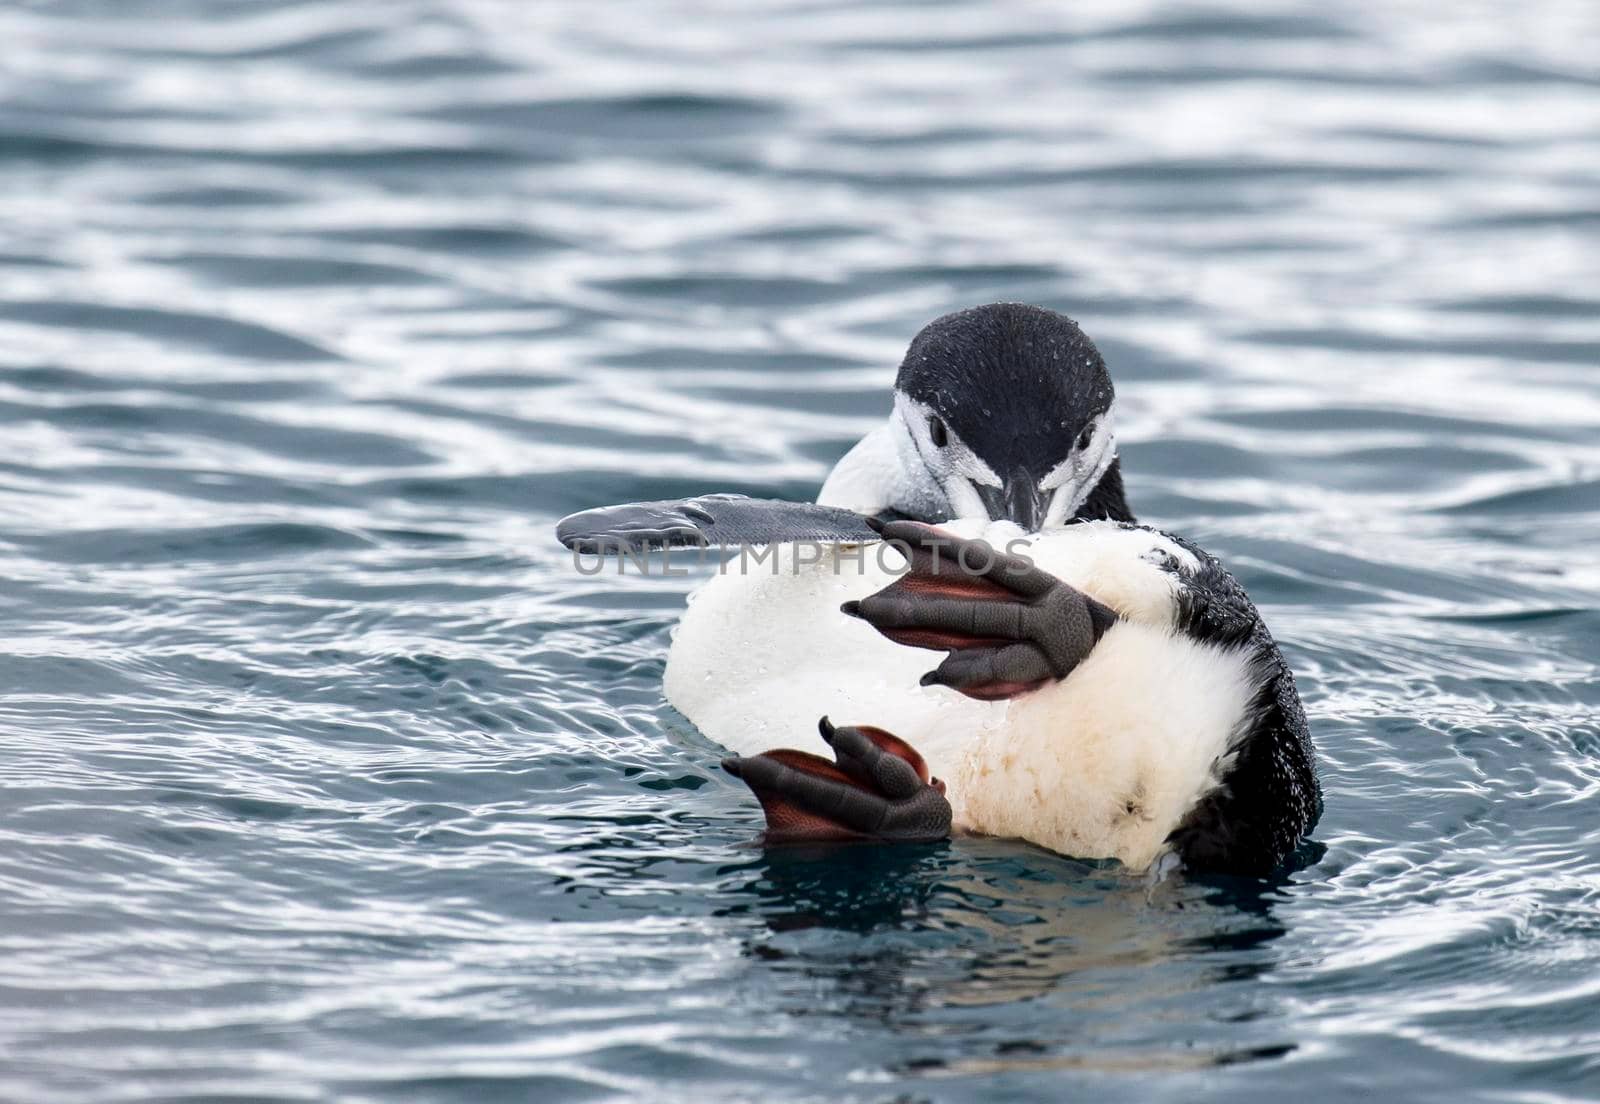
[722,718,951,843]
[844,520,1118,701]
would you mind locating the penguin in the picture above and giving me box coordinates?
[556,304,1320,877]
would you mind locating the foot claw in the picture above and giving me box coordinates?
[725,720,951,844]
[851,523,1117,700]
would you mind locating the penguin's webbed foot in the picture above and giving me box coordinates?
[721,718,951,844]
[844,520,1118,701]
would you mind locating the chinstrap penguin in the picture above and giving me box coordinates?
[557,304,1320,877]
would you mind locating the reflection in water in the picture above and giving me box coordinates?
[718,837,1296,1075]
[722,841,950,934]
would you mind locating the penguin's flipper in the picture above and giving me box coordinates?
[721,718,950,844]
[556,493,879,554]
[844,520,1118,701]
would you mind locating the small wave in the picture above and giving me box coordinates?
[0,300,338,362]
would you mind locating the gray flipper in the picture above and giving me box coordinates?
[556,493,879,554]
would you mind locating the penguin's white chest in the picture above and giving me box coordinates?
[662,530,1006,789]
[664,522,1260,870]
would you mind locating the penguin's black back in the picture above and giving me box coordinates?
[1158,533,1322,875]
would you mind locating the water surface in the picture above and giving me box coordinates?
[0,1,1597,1100]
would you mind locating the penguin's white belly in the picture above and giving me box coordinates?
[954,620,1257,869]
[664,521,1260,870]
[663,533,1005,790]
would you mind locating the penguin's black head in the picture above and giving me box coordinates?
[891,303,1129,529]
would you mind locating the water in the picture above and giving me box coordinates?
[0,1,1596,1099]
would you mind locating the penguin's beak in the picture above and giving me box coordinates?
[975,469,1047,532]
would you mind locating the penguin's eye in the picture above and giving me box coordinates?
[1075,425,1094,452]
[927,416,948,449]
